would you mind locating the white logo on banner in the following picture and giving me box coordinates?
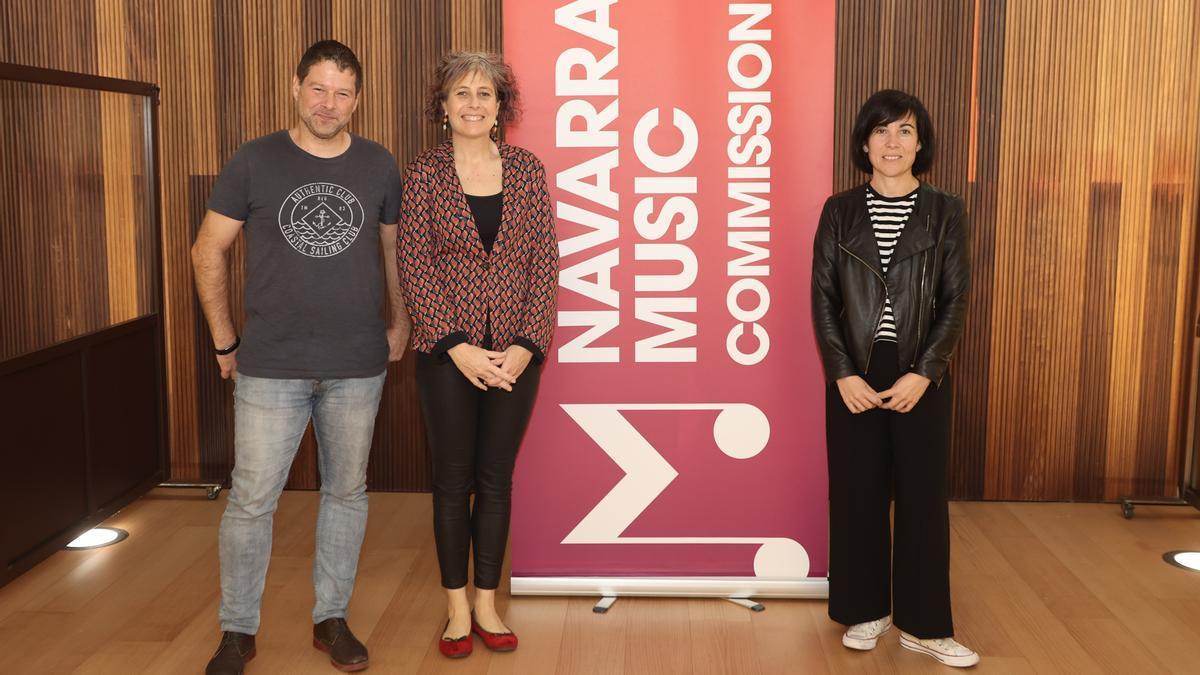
[560,403,809,577]
[278,182,364,257]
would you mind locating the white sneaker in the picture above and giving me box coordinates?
[899,631,980,667]
[842,616,892,650]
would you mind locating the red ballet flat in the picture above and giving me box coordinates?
[438,621,473,659]
[471,614,518,652]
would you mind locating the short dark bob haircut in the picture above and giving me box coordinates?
[424,51,522,128]
[296,40,363,92]
[850,89,936,175]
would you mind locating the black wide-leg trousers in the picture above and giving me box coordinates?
[415,351,541,590]
[826,341,954,639]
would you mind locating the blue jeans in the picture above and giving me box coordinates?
[218,371,386,634]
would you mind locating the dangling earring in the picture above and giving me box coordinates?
[441,114,449,132]
[490,119,499,141]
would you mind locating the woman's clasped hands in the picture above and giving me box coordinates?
[836,372,931,414]
[448,343,533,391]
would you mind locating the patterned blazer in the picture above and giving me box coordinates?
[398,141,559,361]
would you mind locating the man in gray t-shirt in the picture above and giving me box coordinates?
[192,40,408,675]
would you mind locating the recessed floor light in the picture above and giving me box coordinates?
[1162,550,1200,573]
[66,527,129,550]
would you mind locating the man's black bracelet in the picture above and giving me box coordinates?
[215,335,240,355]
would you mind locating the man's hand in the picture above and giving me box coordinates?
[216,350,238,380]
[387,324,410,362]
[379,222,412,364]
[192,210,245,382]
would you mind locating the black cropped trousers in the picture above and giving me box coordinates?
[826,341,955,639]
[415,351,541,590]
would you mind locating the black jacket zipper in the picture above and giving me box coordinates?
[837,242,887,374]
[912,214,931,367]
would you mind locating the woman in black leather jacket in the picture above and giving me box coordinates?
[811,90,978,668]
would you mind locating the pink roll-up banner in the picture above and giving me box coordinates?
[505,0,835,598]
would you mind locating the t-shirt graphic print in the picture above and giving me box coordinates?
[206,130,402,379]
[280,182,365,257]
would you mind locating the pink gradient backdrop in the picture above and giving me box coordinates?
[504,0,835,579]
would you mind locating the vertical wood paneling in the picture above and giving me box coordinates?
[950,0,1007,499]
[11,1,1195,500]
[99,92,140,324]
[1,0,501,492]
[451,0,503,52]
[1072,182,1121,500]
[1134,184,1185,493]
[0,79,156,363]
[837,0,1200,500]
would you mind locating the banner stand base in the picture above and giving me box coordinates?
[725,597,766,611]
[511,576,829,600]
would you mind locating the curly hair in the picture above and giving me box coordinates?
[424,51,522,128]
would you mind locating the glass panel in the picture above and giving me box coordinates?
[0,80,157,362]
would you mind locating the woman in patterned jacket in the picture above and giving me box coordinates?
[397,51,557,659]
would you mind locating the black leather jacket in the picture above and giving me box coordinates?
[811,182,970,386]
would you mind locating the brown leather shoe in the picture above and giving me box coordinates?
[313,617,369,672]
[205,631,256,675]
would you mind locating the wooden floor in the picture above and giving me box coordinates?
[2,491,1199,674]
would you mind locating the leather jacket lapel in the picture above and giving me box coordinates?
[888,183,937,267]
[840,185,885,278]
[889,216,935,266]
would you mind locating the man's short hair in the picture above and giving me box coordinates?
[296,40,363,92]
[850,89,937,175]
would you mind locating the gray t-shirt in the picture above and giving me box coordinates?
[207,130,401,379]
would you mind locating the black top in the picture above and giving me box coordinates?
[467,191,503,254]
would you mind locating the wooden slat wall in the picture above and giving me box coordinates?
[835,0,1200,500]
[1,0,503,491]
[6,1,1197,501]
[0,79,155,363]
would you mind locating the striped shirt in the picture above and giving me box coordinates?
[867,187,918,342]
